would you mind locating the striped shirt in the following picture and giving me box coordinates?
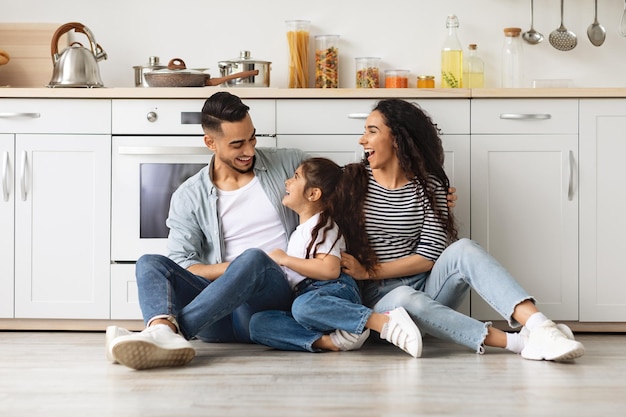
[364,167,449,263]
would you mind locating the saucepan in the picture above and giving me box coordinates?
[144,58,258,87]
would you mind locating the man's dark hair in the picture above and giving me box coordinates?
[201,92,250,134]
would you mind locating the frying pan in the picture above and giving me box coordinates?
[144,58,259,87]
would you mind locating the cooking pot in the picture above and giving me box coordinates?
[144,58,258,87]
[218,50,271,87]
[133,56,167,87]
[47,22,107,88]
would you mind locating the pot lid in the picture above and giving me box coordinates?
[218,50,271,65]
[145,58,209,75]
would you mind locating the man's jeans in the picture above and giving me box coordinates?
[249,274,372,352]
[361,238,534,352]
[135,248,293,343]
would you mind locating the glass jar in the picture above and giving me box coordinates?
[355,57,380,88]
[384,69,409,88]
[502,27,523,88]
[286,20,310,88]
[315,35,340,88]
[417,75,435,88]
[463,44,485,88]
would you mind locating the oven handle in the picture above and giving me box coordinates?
[117,146,212,155]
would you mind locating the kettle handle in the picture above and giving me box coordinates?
[50,22,105,61]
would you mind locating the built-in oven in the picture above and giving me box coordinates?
[110,99,276,319]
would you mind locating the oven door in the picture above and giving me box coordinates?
[112,135,212,261]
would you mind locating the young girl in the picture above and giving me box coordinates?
[250,157,423,357]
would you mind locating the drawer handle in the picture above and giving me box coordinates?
[118,146,212,156]
[499,113,552,120]
[568,150,575,201]
[347,113,369,119]
[20,150,27,201]
[2,151,9,202]
[0,112,41,119]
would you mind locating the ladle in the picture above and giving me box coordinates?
[619,0,626,37]
[549,0,577,51]
[587,0,606,46]
[522,0,543,45]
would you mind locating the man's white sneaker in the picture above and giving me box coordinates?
[110,324,196,370]
[105,325,132,363]
[329,328,370,351]
[380,307,422,358]
[521,320,584,361]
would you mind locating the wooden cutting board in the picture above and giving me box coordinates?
[0,23,66,87]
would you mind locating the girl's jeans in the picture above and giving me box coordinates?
[361,238,533,352]
[249,274,372,352]
[135,248,293,343]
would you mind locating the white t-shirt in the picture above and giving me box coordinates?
[217,176,287,262]
[284,212,345,289]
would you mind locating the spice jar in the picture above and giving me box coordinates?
[417,75,435,88]
[355,57,380,88]
[315,35,340,88]
[384,69,409,88]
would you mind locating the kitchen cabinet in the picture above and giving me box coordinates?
[0,134,14,318]
[579,99,626,321]
[0,99,111,320]
[470,99,579,321]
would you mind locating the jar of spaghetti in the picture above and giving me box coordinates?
[355,57,380,88]
[417,75,435,88]
[315,35,340,88]
[384,69,409,88]
[286,20,310,88]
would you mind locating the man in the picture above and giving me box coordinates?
[106,92,455,370]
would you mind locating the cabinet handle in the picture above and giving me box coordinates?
[568,150,575,201]
[117,146,212,156]
[347,113,369,119]
[0,112,41,119]
[2,151,9,202]
[499,113,552,120]
[20,150,27,201]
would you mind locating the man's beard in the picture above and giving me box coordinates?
[223,154,256,174]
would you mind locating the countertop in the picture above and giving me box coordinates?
[2,87,626,99]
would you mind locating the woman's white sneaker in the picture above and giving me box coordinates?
[380,307,423,358]
[521,320,584,361]
[110,324,196,370]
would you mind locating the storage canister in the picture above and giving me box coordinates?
[417,75,435,88]
[315,35,340,88]
[385,69,409,88]
[355,57,380,88]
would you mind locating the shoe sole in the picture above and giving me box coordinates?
[105,326,131,364]
[389,308,423,358]
[522,343,585,361]
[111,340,195,370]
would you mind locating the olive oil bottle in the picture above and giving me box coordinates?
[441,15,463,88]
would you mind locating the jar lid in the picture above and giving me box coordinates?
[504,27,522,36]
[417,75,435,80]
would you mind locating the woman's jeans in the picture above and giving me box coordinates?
[135,248,293,343]
[249,274,373,352]
[361,238,533,352]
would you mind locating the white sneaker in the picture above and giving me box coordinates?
[110,324,196,370]
[329,328,370,351]
[521,320,585,361]
[380,307,422,358]
[105,325,132,363]
[520,322,575,342]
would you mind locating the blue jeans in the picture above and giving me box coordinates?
[135,248,293,343]
[249,274,372,352]
[360,238,534,353]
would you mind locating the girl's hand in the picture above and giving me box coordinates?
[340,252,370,280]
[447,186,457,208]
[268,249,288,266]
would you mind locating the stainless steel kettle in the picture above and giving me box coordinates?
[47,22,107,88]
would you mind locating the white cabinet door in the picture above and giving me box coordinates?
[579,99,626,321]
[14,134,111,319]
[0,134,14,318]
[470,134,578,320]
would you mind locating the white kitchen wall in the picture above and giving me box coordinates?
[4,0,626,88]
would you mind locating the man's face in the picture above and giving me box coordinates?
[205,113,257,174]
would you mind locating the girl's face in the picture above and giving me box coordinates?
[282,165,313,213]
[358,110,397,169]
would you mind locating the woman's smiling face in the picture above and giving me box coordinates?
[358,110,397,169]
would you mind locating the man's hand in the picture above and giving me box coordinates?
[447,186,457,208]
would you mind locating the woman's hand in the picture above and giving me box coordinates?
[340,252,370,280]
[447,186,457,208]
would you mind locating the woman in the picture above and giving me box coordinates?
[337,98,584,361]
[250,157,422,357]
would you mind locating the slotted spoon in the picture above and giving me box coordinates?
[549,0,577,51]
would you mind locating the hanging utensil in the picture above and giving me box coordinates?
[522,0,543,45]
[549,0,577,51]
[587,0,606,46]
[619,0,626,36]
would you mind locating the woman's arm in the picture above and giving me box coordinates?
[341,252,433,280]
[270,249,341,280]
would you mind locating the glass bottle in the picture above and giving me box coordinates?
[502,27,523,88]
[462,44,484,88]
[441,14,463,88]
